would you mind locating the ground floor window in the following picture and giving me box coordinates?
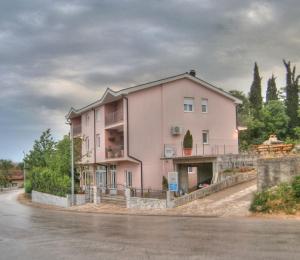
[96,170,106,187]
[125,170,132,187]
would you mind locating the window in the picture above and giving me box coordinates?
[85,137,89,151]
[202,131,209,144]
[188,166,193,174]
[201,98,208,113]
[125,170,132,187]
[184,97,194,112]
[95,109,100,121]
[96,134,100,148]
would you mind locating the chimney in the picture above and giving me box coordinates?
[189,69,196,77]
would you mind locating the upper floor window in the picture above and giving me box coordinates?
[202,130,209,144]
[96,134,100,148]
[95,109,100,121]
[201,98,208,113]
[184,97,194,112]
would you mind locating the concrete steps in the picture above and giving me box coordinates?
[100,195,126,207]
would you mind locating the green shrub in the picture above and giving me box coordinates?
[292,176,300,199]
[24,180,32,193]
[250,183,298,214]
[183,130,193,149]
[31,168,71,197]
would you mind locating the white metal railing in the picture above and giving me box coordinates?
[105,109,123,126]
[106,145,125,159]
[163,141,239,158]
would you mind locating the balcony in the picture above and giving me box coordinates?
[105,109,123,126]
[163,142,239,158]
[106,145,124,159]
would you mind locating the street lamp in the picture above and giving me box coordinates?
[23,151,26,190]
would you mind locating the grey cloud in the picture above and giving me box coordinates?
[0,0,300,160]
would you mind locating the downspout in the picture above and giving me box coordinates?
[123,96,143,193]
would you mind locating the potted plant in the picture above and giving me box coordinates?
[107,147,113,158]
[183,130,193,156]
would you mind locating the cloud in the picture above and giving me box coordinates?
[0,0,300,160]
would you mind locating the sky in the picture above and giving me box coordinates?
[0,0,300,162]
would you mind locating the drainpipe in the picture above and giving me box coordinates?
[123,96,144,193]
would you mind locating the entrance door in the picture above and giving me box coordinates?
[96,170,106,188]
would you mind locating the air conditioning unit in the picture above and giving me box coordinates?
[171,126,182,135]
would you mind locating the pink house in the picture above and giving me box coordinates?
[66,70,241,195]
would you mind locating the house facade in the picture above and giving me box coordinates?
[66,71,241,194]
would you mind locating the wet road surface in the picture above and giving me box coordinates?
[0,190,300,260]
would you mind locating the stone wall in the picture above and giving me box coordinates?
[257,156,300,191]
[126,197,167,209]
[32,190,86,208]
[217,154,258,172]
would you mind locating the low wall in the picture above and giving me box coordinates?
[32,190,86,208]
[257,156,300,191]
[217,154,258,172]
[173,171,257,207]
[127,197,167,209]
[0,186,19,193]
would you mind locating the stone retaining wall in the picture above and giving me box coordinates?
[32,190,86,208]
[173,171,257,207]
[257,156,300,191]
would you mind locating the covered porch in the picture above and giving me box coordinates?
[172,156,219,195]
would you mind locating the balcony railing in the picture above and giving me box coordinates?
[105,109,123,126]
[106,145,125,159]
[72,125,82,136]
[163,142,239,158]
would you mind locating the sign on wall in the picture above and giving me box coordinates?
[168,171,179,192]
[164,145,176,158]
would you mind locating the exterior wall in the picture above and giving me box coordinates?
[32,190,86,208]
[126,78,238,190]
[95,106,106,162]
[127,197,167,209]
[127,86,164,190]
[81,110,96,164]
[161,78,238,155]
[257,156,300,191]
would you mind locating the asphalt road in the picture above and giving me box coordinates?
[0,190,300,260]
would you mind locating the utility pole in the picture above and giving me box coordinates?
[23,151,26,190]
[70,123,75,206]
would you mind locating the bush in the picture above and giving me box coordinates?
[31,168,71,197]
[292,176,300,199]
[183,130,193,149]
[250,183,298,214]
[24,180,32,193]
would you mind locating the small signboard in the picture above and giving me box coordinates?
[168,171,179,192]
[164,145,176,158]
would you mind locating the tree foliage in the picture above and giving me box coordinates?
[249,62,263,116]
[283,59,300,134]
[24,130,73,195]
[266,75,278,103]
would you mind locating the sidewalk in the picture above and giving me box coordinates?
[18,179,257,217]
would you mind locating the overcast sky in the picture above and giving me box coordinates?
[1,0,300,161]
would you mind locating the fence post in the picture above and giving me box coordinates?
[166,190,175,208]
[125,188,131,208]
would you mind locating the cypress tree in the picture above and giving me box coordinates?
[283,59,300,132]
[266,74,278,103]
[249,62,263,116]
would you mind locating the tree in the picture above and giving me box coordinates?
[24,129,56,170]
[260,100,290,140]
[283,59,300,134]
[266,75,278,103]
[229,90,250,126]
[249,62,263,116]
